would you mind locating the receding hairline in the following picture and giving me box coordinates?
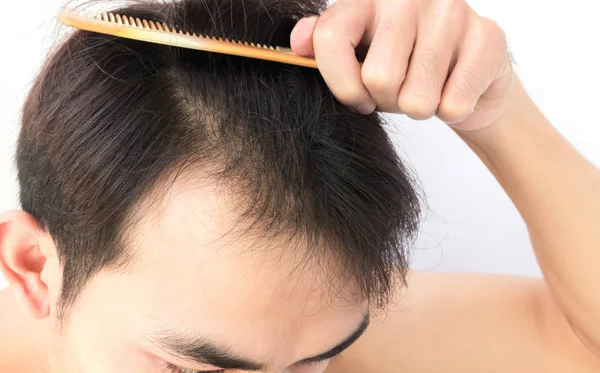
[115,165,372,307]
[22,0,420,324]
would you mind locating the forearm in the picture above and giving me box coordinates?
[456,71,600,353]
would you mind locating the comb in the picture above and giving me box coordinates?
[57,7,318,69]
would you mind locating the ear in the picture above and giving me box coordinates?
[0,210,52,319]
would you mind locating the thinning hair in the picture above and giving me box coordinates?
[16,0,422,322]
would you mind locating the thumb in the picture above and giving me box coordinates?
[290,15,319,57]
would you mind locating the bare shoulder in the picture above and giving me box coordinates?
[327,271,600,373]
[0,288,46,372]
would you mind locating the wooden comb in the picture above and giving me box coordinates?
[57,7,318,69]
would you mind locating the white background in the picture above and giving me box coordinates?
[1,0,599,290]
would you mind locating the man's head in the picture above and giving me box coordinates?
[0,0,421,371]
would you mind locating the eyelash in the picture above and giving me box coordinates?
[303,353,342,367]
[165,362,224,373]
[164,353,342,373]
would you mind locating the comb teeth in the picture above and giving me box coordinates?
[72,9,280,50]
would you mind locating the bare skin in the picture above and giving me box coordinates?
[2,0,600,372]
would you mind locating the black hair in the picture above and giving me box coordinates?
[16,0,422,322]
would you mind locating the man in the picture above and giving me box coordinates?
[1,0,599,372]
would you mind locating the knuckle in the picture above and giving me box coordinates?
[398,93,439,119]
[362,66,398,92]
[476,17,510,65]
[334,84,367,106]
[481,17,500,31]
[439,0,470,28]
[479,17,506,42]
[449,0,469,15]
[478,16,498,31]
[437,101,473,123]
[313,18,338,46]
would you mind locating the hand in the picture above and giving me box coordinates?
[290,0,516,131]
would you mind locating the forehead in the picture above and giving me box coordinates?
[129,172,356,303]
[107,172,366,359]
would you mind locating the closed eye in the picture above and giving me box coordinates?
[168,352,342,373]
[300,352,343,367]
[165,362,224,373]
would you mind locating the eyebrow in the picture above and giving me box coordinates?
[146,313,370,372]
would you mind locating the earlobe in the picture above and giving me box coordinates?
[0,210,51,319]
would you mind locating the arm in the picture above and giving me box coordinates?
[326,72,600,373]
[458,71,600,355]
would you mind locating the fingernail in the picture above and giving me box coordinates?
[355,101,376,115]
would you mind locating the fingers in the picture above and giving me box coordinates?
[311,0,376,114]
[290,15,319,57]
[360,9,417,113]
[298,0,506,126]
[396,3,465,119]
[438,17,509,126]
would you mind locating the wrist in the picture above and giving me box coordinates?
[455,71,546,152]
